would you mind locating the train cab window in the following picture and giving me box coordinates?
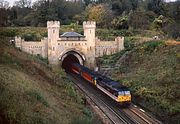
[118,91,124,95]
[124,91,130,95]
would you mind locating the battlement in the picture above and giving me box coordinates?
[47,21,60,28]
[83,21,96,28]
[115,36,124,41]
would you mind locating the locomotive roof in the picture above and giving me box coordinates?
[97,75,128,91]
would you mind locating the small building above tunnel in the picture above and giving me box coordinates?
[60,32,86,41]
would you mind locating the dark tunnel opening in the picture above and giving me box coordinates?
[62,54,80,71]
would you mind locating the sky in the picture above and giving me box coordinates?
[6,0,37,6]
[6,0,177,6]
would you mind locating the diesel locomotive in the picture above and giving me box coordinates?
[70,63,131,105]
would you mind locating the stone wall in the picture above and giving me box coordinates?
[95,37,124,57]
[15,36,48,58]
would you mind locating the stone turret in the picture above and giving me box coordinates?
[47,21,60,42]
[83,21,96,47]
[115,37,124,51]
[15,36,23,49]
[47,21,60,64]
[83,21,96,68]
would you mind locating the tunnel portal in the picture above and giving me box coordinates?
[61,51,84,71]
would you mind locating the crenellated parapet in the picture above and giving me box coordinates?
[115,36,124,41]
[47,21,60,28]
[83,21,96,28]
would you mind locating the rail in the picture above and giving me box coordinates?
[68,73,134,124]
[68,73,161,124]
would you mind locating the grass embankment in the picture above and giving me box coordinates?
[102,40,180,123]
[0,37,101,124]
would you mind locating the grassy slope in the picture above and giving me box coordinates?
[109,41,180,123]
[0,37,101,124]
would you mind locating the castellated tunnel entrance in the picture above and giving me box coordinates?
[61,51,85,71]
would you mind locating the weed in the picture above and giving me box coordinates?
[83,108,92,117]
[143,40,165,52]
[27,90,49,107]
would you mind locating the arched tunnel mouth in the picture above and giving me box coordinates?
[62,54,80,71]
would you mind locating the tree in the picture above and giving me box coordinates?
[152,15,173,31]
[0,0,9,9]
[163,22,180,39]
[146,0,165,15]
[128,11,151,29]
[0,0,9,26]
[167,1,180,22]
[111,15,129,29]
[14,0,32,8]
[86,4,113,27]
[111,0,139,15]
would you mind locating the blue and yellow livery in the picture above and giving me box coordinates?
[70,63,131,106]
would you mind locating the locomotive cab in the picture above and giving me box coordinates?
[117,90,131,104]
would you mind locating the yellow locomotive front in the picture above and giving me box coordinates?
[117,91,131,104]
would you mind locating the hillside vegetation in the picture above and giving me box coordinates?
[0,36,101,124]
[101,40,180,123]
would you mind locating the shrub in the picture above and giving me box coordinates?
[22,33,41,41]
[113,30,133,37]
[124,37,136,50]
[0,28,18,37]
[143,40,165,52]
[27,90,49,107]
[163,23,180,39]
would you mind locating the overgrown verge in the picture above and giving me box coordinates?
[0,36,101,124]
[107,41,180,123]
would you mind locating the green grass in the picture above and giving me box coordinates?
[108,40,180,123]
[0,37,101,124]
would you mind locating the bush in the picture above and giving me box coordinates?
[124,37,136,50]
[163,23,180,39]
[22,33,41,41]
[143,40,165,52]
[0,28,18,37]
[113,30,133,37]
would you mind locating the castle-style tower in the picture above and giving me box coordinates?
[47,21,60,64]
[83,21,96,47]
[83,21,96,68]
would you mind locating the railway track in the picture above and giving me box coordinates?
[124,105,162,124]
[69,73,133,124]
[68,73,162,124]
